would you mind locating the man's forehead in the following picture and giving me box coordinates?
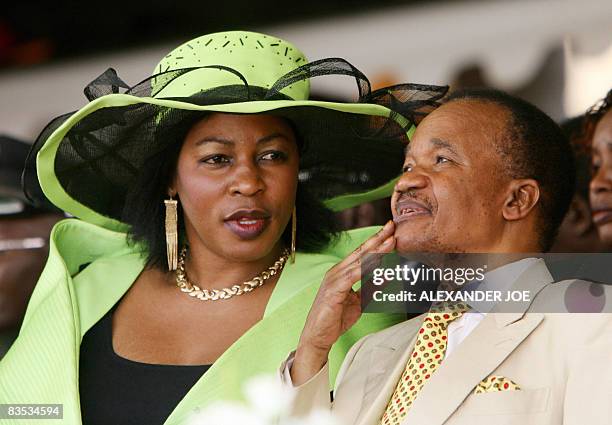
[406,99,509,153]
[404,137,457,154]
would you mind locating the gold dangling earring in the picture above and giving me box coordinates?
[164,196,178,271]
[291,206,297,264]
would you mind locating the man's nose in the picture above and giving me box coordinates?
[590,165,612,195]
[229,162,265,196]
[395,167,429,193]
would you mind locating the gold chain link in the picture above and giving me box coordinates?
[175,247,290,301]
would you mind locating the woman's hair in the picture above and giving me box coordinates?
[121,112,339,269]
[579,88,612,148]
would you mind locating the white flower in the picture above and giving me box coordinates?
[186,374,341,425]
[186,402,266,425]
[244,374,296,419]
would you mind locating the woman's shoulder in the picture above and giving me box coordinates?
[48,218,144,273]
[21,219,146,326]
[321,225,382,258]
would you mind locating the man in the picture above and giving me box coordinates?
[281,89,612,425]
[0,135,63,358]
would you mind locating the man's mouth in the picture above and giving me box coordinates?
[394,199,432,223]
[224,209,271,240]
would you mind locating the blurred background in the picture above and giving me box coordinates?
[1,0,611,140]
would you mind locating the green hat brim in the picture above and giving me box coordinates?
[37,94,412,232]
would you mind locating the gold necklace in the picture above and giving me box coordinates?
[175,247,290,301]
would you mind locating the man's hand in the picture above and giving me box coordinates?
[290,220,396,386]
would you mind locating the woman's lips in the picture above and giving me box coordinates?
[592,209,612,226]
[224,218,269,240]
[223,210,270,240]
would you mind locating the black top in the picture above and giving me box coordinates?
[79,306,210,425]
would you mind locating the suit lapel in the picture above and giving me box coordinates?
[399,312,544,425]
[398,259,553,425]
[355,317,424,425]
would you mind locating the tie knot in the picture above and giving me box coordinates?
[426,302,470,325]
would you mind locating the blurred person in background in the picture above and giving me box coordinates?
[0,135,63,359]
[550,116,606,252]
[587,89,612,249]
[0,31,447,425]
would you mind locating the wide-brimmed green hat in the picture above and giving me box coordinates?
[24,30,447,232]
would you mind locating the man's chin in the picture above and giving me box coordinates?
[395,234,435,254]
[393,221,434,253]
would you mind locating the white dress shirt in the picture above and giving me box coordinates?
[445,257,537,358]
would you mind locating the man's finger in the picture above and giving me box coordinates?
[339,220,395,269]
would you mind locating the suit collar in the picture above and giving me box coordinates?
[356,258,553,425]
[401,311,544,425]
[490,257,553,328]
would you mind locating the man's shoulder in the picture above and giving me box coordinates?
[354,313,425,352]
[530,278,612,313]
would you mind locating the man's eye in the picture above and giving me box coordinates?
[202,155,230,164]
[402,164,413,173]
[436,156,449,164]
[260,151,286,161]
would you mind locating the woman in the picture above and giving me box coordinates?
[0,31,446,424]
[587,88,612,247]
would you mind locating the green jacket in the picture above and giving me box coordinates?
[0,219,402,424]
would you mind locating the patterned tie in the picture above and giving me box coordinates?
[380,302,470,425]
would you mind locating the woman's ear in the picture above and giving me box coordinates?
[502,179,540,221]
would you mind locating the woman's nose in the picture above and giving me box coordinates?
[591,164,612,195]
[229,162,265,196]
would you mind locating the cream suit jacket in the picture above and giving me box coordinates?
[281,259,612,425]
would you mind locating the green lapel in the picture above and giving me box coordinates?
[0,222,403,425]
[0,219,146,424]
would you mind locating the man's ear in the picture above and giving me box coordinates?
[502,179,540,221]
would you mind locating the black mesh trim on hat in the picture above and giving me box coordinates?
[266,58,371,101]
[51,103,406,220]
[84,68,130,101]
[27,59,449,219]
[22,112,74,213]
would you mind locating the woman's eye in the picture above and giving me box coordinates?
[260,151,286,161]
[592,161,601,174]
[402,164,413,173]
[202,154,230,164]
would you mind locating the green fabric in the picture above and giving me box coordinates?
[151,31,309,101]
[0,219,403,424]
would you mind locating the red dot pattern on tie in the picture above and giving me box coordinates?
[379,302,469,425]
